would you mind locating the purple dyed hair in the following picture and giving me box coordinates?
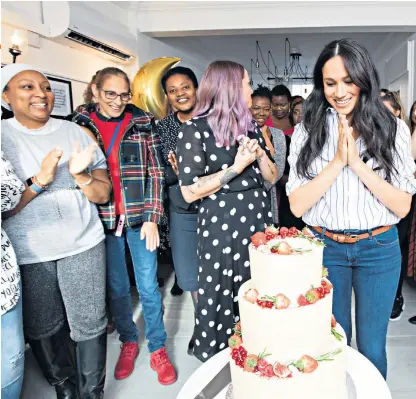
[193,60,255,146]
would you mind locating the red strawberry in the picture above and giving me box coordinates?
[325,280,333,291]
[331,315,337,328]
[257,358,269,375]
[228,334,242,349]
[265,226,279,241]
[245,288,259,304]
[289,226,299,236]
[297,294,309,306]
[275,294,291,309]
[273,362,292,378]
[302,227,315,238]
[244,355,259,372]
[264,364,275,378]
[271,241,292,255]
[305,288,320,304]
[250,232,267,248]
[280,226,289,239]
[295,355,318,373]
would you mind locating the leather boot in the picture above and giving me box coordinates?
[28,326,77,399]
[76,333,107,399]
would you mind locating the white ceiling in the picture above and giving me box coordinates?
[157,31,414,82]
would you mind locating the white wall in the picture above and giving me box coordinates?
[137,32,206,80]
[381,33,416,116]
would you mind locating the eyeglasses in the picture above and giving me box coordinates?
[97,87,131,102]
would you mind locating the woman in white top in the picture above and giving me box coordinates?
[287,39,416,379]
[1,63,111,398]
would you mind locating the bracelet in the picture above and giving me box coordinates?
[26,177,44,194]
[75,172,93,187]
[33,174,49,189]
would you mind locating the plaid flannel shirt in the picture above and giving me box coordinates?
[70,104,165,230]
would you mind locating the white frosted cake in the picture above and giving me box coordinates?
[229,226,347,399]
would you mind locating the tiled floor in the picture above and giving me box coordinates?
[20,267,416,399]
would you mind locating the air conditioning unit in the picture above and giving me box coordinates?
[64,29,133,62]
[52,2,137,63]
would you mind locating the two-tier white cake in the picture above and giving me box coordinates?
[229,226,347,399]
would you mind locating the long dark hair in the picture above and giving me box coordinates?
[297,38,398,182]
[409,101,416,134]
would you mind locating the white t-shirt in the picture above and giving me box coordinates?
[1,118,107,265]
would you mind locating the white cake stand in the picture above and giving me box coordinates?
[177,346,392,399]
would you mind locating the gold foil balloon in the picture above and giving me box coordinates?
[132,57,181,119]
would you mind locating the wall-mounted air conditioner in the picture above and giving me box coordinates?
[51,2,137,63]
[64,29,134,62]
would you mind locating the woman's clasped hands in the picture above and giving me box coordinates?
[335,114,360,168]
[233,135,264,173]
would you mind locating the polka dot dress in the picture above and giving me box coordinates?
[176,114,273,362]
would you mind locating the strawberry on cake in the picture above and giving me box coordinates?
[229,226,347,399]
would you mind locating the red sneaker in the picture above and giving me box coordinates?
[114,342,139,380]
[150,347,177,385]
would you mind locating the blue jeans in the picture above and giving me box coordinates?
[1,292,25,399]
[312,226,400,380]
[106,225,167,353]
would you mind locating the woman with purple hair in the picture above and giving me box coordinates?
[175,61,278,361]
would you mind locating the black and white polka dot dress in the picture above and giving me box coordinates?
[177,115,273,362]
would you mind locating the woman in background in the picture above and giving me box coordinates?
[290,97,304,127]
[407,100,416,325]
[157,66,200,354]
[381,91,411,322]
[250,85,286,224]
[287,39,416,379]
[266,84,294,135]
[176,61,277,361]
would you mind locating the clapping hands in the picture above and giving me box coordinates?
[69,141,98,176]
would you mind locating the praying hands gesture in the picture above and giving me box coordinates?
[335,114,360,168]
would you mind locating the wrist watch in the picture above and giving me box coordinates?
[26,177,44,194]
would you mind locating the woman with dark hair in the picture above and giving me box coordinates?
[157,66,200,353]
[382,91,405,120]
[407,100,416,325]
[290,96,304,127]
[287,39,416,379]
[266,84,294,135]
[381,91,411,322]
[176,60,277,361]
[71,67,177,385]
[249,85,286,223]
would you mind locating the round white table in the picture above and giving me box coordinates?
[177,346,392,399]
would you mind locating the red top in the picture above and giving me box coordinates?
[91,111,132,215]
[265,116,294,136]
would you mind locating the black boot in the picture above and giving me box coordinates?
[170,275,183,296]
[76,333,107,399]
[28,327,77,399]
